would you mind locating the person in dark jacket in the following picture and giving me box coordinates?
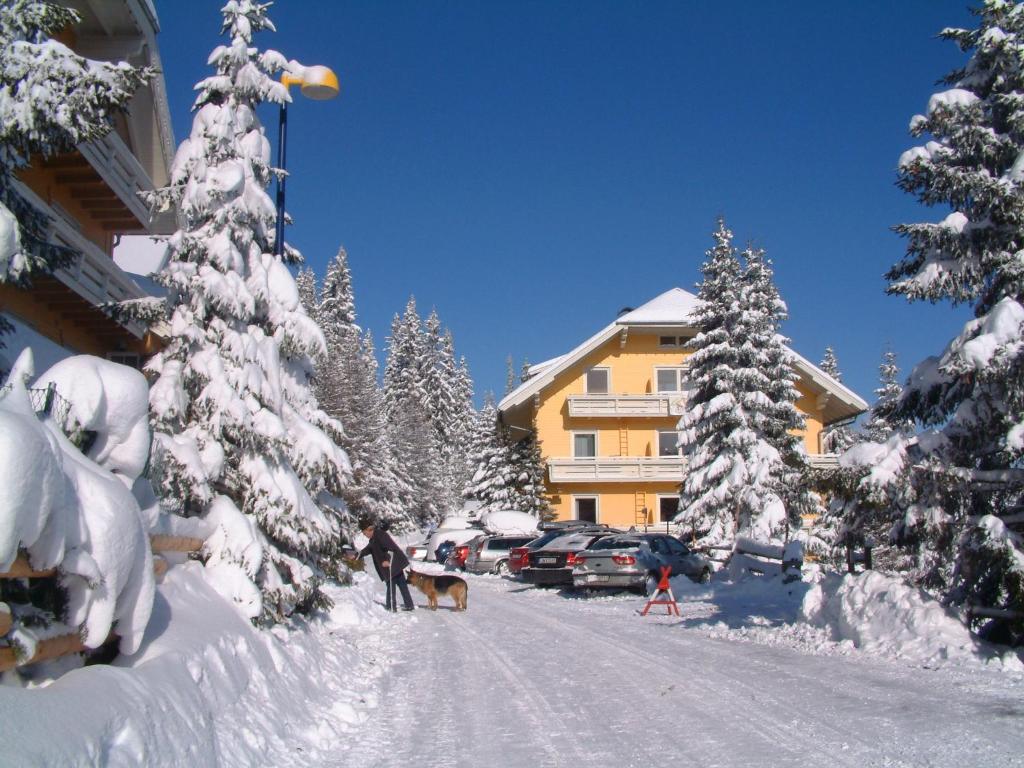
[357,516,415,611]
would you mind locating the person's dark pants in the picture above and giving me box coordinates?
[386,570,415,610]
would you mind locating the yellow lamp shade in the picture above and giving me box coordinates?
[286,65,339,100]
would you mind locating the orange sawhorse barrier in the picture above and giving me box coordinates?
[640,565,680,617]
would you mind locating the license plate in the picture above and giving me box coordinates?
[586,575,609,583]
[538,557,557,565]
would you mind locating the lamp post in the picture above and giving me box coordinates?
[275,64,340,257]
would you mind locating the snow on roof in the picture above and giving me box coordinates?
[615,287,702,326]
[499,286,869,420]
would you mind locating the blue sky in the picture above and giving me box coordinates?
[155,0,976,410]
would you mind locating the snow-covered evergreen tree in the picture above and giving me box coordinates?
[862,349,910,444]
[383,298,429,419]
[144,1,350,623]
[824,349,916,573]
[872,0,1024,636]
[818,347,856,454]
[676,220,815,547]
[0,0,151,336]
[505,428,551,519]
[302,248,416,530]
[462,396,513,511]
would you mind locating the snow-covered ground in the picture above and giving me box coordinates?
[1,559,1022,766]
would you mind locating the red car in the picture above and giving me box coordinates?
[449,544,471,570]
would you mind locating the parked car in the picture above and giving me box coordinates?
[464,534,537,575]
[448,543,472,570]
[427,527,482,562]
[508,527,611,575]
[405,541,430,561]
[521,530,618,587]
[572,533,712,592]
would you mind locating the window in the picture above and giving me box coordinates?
[655,367,688,392]
[585,367,609,394]
[657,430,681,457]
[573,432,597,458]
[658,496,680,522]
[658,336,687,348]
[664,538,689,556]
[574,497,598,523]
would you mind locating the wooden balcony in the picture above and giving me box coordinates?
[567,393,690,418]
[77,131,157,230]
[548,456,686,483]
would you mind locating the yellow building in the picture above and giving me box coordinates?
[498,287,868,529]
[0,0,175,374]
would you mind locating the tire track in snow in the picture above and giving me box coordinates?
[499,588,867,767]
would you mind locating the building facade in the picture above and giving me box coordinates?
[0,0,175,374]
[498,288,868,529]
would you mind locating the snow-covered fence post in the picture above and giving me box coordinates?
[782,540,803,583]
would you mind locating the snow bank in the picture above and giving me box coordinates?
[479,510,540,536]
[801,570,1019,669]
[0,567,391,765]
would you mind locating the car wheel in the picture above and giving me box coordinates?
[495,560,510,576]
[698,567,711,584]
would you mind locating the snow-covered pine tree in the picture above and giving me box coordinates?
[0,0,151,330]
[462,395,513,512]
[818,347,856,454]
[144,1,350,623]
[825,349,916,573]
[505,355,516,396]
[676,220,813,547]
[383,297,447,523]
[675,220,750,546]
[862,349,911,444]
[741,244,819,533]
[505,427,551,519]
[875,0,1024,636]
[306,247,416,530]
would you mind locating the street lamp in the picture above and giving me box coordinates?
[275,64,340,257]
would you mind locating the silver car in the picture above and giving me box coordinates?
[572,533,712,592]
[463,534,537,575]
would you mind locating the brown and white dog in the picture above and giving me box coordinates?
[407,571,468,611]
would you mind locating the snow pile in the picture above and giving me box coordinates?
[0,566,392,765]
[479,510,540,536]
[800,570,1020,669]
[0,353,154,655]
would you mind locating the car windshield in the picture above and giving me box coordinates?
[590,537,641,550]
[538,532,598,551]
[528,531,571,549]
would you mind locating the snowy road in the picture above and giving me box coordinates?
[331,573,1024,768]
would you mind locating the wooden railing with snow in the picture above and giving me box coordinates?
[0,534,206,673]
[710,537,804,582]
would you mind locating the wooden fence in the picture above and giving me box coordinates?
[699,537,804,582]
[0,534,205,673]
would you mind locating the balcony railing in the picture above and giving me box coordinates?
[806,453,840,469]
[548,456,686,483]
[13,181,148,338]
[567,393,690,418]
[77,131,155,227]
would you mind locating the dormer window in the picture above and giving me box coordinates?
[585,367,609,394]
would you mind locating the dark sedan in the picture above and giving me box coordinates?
[521,531,617,587]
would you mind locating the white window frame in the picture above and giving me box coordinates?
[584,366,610,394]
[656,494,680,523]
[572,495,600,524]
[571,430,598,459]
[654,366,688,393]
[658,335,681,348]
[656,429,682,457]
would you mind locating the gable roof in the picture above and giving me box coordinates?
[498,286,869,424]
[615,287,701,325]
